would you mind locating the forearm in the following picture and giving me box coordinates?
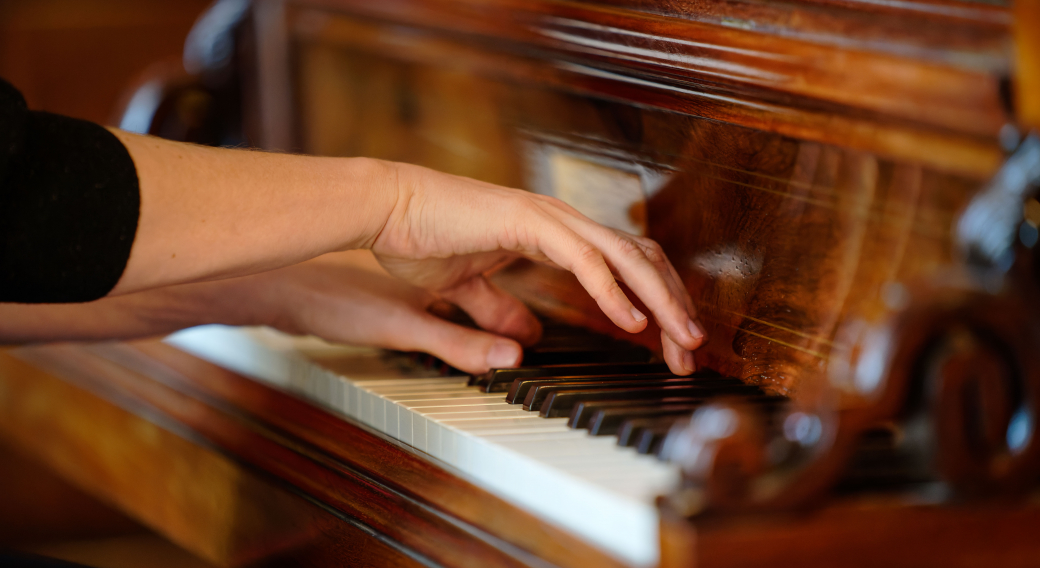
[0,251,378,345]
[0,281,254,344]
[107,130,399,295]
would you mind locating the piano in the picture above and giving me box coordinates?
[2,0,1040,566]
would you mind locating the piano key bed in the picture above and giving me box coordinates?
[166,323,778,568]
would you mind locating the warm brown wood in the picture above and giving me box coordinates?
[0,0,211,125]
[0,348,425,568]
[285,0,1005,178]
[7,1,1039,566]
[5,342,629,568]
[279,0,1002,395]
[0,439,142,546]
[8,340,1039,568]
[659,495,1040,568]
[1015,0,1040,129]
[115,340,630,568]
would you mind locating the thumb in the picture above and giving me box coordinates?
[407,312,523,375]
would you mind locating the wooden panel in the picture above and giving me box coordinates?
[676,499,1040,568]
[285,0,1007,177]
[0,0,211,124]
[4,342,631,568]
[280,8,991,396]
[0,349,424,568]
[1015,0,1040,129]
[0,439,143,546]
[105,340,631,568]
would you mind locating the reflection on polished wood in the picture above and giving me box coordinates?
[4,0,1039,566]
[1,342,630,568]
[282,0,1010,396]
[5,341,1039,568]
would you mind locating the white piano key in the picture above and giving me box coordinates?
[442,425,458,463]
[331,377,345,413]
[166,325,675,568]
[412,413,428,452]
[385,400,400,438]
[347,381,361,419]
[423,410,529,421]
[363,383,469,396]
[360,388,377,427]
[445,416,570,432]
[404,400,518,411]
[371,392,386,431]
[416,401,524,411]
[428,420,443,459]
[389,392,504,402]
[435,412,542,423]
[398,407,413,445]
[353,377,459,387]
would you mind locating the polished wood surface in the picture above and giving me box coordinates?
[1015,0,1040,129]
[256,0,1020,397]
[282,0,1008,176]
[4,0,1039,566]
[0,0,211,125]
[0,439,141,547]
[1,342,630,568]
[6,342,1039,568]
[661,498,1040,568]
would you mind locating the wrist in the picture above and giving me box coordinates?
[339,157,404,252]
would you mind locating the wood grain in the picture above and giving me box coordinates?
[660,496,1040,568]
[0,349,424,568]
[6,342,630,568]
[1015,0,1040,129]
[286,0,1006,177]
[250,0,1022,399]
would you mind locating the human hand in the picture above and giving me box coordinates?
[370,163,706,374]
[242,252,536,373]
[0,251,533,374]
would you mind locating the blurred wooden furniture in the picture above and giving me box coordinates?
[3,0,1040,566]
[0,0,212,125]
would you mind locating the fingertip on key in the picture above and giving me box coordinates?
[682,350,697,373]
[688,318,706,345]
[487,340,522,369]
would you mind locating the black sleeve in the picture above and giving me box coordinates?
[0,78,140,303]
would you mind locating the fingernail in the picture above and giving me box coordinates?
[487,340,521,369]
[683,350,697,373]
[688,319,705,340]
[631,307,647,323]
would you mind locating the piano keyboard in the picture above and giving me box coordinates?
[166,323,775,568]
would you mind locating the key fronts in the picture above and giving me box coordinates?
[463,324,784,455]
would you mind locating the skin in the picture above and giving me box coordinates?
[0,252,547,373]
[1,130,706,374]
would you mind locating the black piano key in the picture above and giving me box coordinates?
[576,393,787,431]
[538,384,761,417]
[587,405,708,435]
[522,378,752,411]
[638,425,673,455]
[616,416,679,447]
[466,323,646,386]
[475,362,672,393]
[568,398,707,429]
[508,373,686,404]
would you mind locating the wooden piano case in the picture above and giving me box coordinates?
[3,0,1040,566]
